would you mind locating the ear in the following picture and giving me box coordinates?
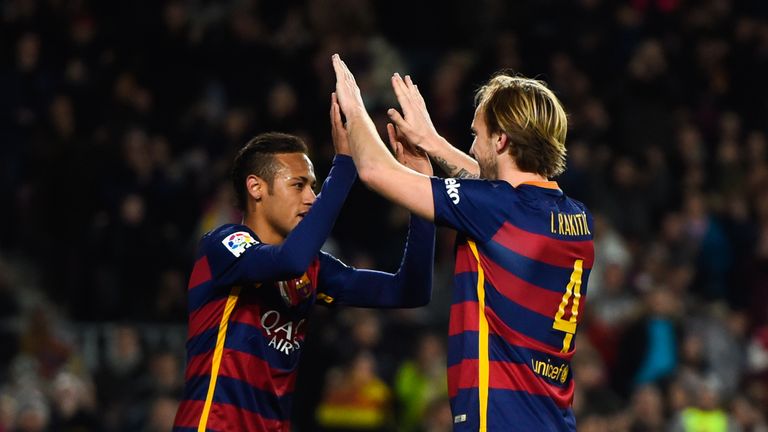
[246,175,265,201]
[495,133,509,154]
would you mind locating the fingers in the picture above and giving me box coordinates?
[336,54,353,82]
[388,124,405,161]
[387,123,407,164]
[403,75,428,110]
[392,73,430,123]
[332,53,356,98]
[386,123,399,153]
[411,83,427,109]
[343,60,355,83]
[332,54,344,82]
[404,74,415,91]
[330,92,334,127]
[391,73,414,117]
[330,92,343,131]
[386,108,409,132]
[332,54,349,80]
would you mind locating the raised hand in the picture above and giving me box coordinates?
[389,72,479,179]
[330,92,350,156]
[387,73,441,154]
[328,54,436,221]
[387,123,433,176]
[331,54,366,120]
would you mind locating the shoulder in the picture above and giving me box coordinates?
[202,223,257,242]
[469,178,518,197]
[438,177,509,190]
[204,223,249,237]
[435,177,515,201]
[201,224,261,257]
[563,195,593,217]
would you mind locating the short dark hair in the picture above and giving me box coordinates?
[231,132,308,211]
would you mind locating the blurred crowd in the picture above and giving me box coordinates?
[2,0,768,430]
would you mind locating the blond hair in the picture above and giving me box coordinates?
[474,74,568,178]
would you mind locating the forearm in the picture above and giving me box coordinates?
[425,136,479,178]
[335,215,434,308]
[345,113,435,220]
[346,112,401,180]
[391,215,435,306]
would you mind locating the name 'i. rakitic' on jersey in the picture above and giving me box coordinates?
[550,211,591,236]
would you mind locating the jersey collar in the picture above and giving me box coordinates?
[519,180,561,190]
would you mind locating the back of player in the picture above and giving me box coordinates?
[329,55,594,431]
[432,177,594,431]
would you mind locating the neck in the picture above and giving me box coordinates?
[243,210,285,245]
[497,160,549,187]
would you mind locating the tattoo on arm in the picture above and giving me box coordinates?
[432,155,457,176]
[432,155,479,178]
[455,168,479,179]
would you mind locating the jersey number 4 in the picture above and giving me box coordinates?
[552,259,584,353]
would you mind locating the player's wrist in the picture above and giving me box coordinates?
[342,107,367,124]
[420,133,447,155]
[333,153,354,164]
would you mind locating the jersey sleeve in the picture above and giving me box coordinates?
[314,215,435,308]
[204,155,357,286]
[430,177,509,242]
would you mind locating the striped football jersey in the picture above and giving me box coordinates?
[431,177,594,432]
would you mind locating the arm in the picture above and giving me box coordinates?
[316,215,435,308]
[387,73,479,178]
[210,155,355,283]
[208,96,355,282]
[427,137,480,179]
[332,54,435,221]
[242,156,353,278]
[315,85,436,308]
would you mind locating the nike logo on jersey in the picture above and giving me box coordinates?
[445,178,461,204]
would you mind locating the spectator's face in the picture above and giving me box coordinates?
[147,397,179,432]
[469,107,499,180]
[259,153,317,240]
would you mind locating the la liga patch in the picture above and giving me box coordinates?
[222,231,259,257]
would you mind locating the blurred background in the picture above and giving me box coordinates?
[2,0,768,431]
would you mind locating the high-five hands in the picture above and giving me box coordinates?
[331,54,366,121]
[330,53,437,221]
[387,123,432,176]
[332,53,432,176]
[387,73,441,154]
[330,93,350,156]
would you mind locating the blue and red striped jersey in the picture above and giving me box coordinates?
[431,177,594,432]
[174,218,434,432]
[173,155,435,432]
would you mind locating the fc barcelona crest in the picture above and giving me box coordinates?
[277,273,313,306]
